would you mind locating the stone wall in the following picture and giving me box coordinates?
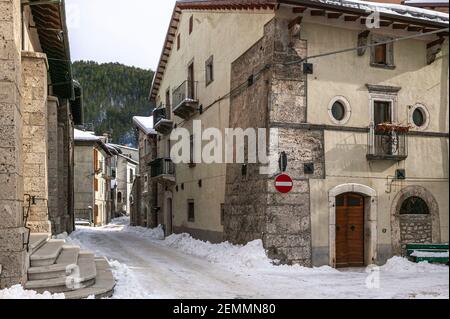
[225,17,324,266]
[21,51,50,233]
[400,215,433,252]
[0,0,27,288]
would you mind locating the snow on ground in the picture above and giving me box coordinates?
[0,285,65,299]
[64,217,449,299]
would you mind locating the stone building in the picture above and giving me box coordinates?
[131,116,158,227]
[74,129,113,227]
[0,0,83,288]
[149,0,448,267]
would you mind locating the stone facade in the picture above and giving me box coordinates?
[0,0,28,288]
[21,51,50,233]
[224,17,321,266]
[1,0,77,288]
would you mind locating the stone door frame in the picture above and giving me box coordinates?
[329,183,378,268]
[390,186,441,256]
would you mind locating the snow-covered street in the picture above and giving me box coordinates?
[1,217,448,299]
[64,218,448,299]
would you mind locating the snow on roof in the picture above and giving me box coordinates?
[74,129,101,142]
[313,0,449,22]
[404,0,448,4]
[133,116,157,135]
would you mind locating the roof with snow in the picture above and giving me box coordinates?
[74,129,101,142]
[133,116,157,135]
[150,0,449,101]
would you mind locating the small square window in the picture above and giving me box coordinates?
[370,36,395,69]
[205,55,214,86]
[188,200,195,222]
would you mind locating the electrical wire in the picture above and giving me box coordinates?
[285,27,449,65]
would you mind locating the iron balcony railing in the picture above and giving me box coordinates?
[150,158,175,179]
[153,107,168,127]
[172,80,198,110]
[367,128,408,161]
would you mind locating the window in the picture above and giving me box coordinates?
[373,100,392,125]
[165,88,171,120]
[187,200,195,222]
[410,104,429,130]
[144,175,148,193]
[93,149,99,171]
[331,101,345,121]
[177,34,181,50]
[220,203,225,226]
[129,169,134,183]
[371,36,394,68]
[400,197,430,215]
[117,192,122,203]
[205,55,214,86]
[189,135,196,167]
[94,178,98,192]
[189,15,194,34]
[188,61,195,99]
[328,96,351,125]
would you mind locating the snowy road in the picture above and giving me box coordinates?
[68,218,449,299]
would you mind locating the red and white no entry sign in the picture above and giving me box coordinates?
[275,174,293,194]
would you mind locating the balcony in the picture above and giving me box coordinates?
[172,80,199,120]
[367,126,408,161]
[150,158,176,184]
[153,107,173,135]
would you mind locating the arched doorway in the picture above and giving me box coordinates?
[329,184,377,268]
[335,193,365,268]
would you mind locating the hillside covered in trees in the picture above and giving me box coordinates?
[72,61,155,146]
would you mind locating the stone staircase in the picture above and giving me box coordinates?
[25,234,115,299]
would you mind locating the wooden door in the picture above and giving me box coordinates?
[336,193,365,268]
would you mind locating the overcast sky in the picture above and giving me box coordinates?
[66,0,177,70]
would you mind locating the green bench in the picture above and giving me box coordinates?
[406,243,449,264]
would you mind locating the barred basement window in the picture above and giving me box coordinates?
[400,197,430,215]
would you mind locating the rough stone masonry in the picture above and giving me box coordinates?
[225,17,325,267]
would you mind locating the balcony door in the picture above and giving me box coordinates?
[373,100,392,126]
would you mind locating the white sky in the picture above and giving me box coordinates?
[66,0,177,70]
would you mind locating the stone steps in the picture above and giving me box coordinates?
[28,234,50,255]
[25,252,97,294]
[64,258,116,299]
[30,239,65,267]
[28,246,80,281]
[25,234,115,298]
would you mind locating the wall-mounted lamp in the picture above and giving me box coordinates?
[279,152,288,173]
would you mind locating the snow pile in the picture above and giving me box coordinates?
[111,216,130,226]
[163,234,272,269]
[162,233,338,274]
[123,224,165,240]
[54,232,69,240]
[0,285,65,299]
[108,260,155,299]
[380,256,448,273]
[411,251,449,258]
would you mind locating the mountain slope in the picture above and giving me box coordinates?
[72,61,155,146]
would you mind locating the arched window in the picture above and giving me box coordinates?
[400,196,429,215]
[117,192,122,203]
